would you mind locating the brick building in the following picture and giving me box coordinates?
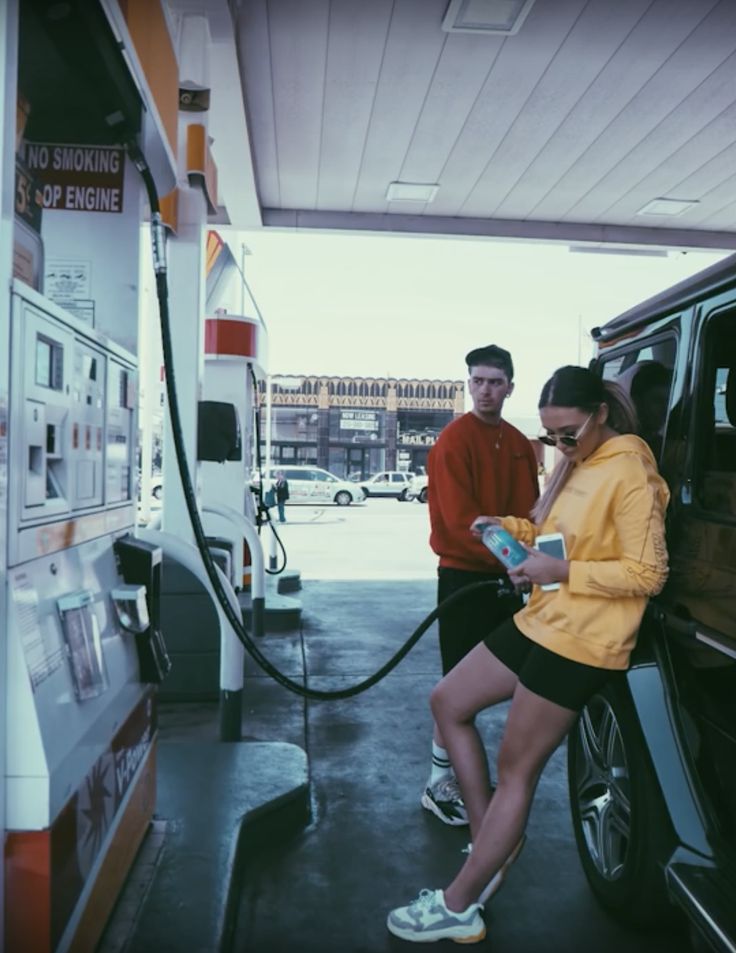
[262,374,465,479]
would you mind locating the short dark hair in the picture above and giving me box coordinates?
[465,344,514,381]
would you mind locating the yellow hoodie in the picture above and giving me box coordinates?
[500,434,669,670]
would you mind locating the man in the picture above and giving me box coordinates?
[421,344,539,826]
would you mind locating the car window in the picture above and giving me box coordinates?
[391,474,404,482]
[285,469,305,481]
[694,310,736,516]
[602,336,676,460]
[312,470,337,483]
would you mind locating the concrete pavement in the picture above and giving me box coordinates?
[96,500,691,953]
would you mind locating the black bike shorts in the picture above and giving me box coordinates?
[484,617,614,712]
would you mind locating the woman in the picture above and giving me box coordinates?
[274,470,290,523]
[387,365,670,944]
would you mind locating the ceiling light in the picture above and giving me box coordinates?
[636,198,699,217]
[386,182,439,202]
[568,245,668,258]
[442,0,537,35]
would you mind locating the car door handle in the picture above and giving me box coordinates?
[694,627,736,661]
[660,608,736,659]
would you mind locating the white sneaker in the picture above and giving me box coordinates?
[387,889,486,944]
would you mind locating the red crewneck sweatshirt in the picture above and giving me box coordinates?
[427,413,539,572]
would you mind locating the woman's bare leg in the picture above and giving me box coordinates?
[438,681,578,912]
[430,643,518,837]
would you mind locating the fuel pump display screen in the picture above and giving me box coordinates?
[35,335,63,390]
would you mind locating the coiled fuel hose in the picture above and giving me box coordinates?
[132,144,510,700]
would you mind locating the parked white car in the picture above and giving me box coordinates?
[253,466,365,506]
[360,471,414,499]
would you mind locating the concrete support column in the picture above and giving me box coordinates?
[316,381,330,468]
[317,408,330,469]
[385,410,397,470]
[385,380,398,471]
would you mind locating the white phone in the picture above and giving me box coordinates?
[534,533,567,591]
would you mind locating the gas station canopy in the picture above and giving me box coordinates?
[199,0,736,250]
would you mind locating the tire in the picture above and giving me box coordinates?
[567,678,675,928]
[152,485,163,500]
[334,490,352,506]
[418,487,428,503]
[398,488,408,501]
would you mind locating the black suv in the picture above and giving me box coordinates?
[567,253,736,953]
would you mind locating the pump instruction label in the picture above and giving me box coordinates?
[23,143,125,213]
[11,572,65,691]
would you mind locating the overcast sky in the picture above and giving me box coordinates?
[232,230,726,418]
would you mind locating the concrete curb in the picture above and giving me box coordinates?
[126,740,309,953]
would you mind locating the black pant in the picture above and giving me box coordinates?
[437,567,521,675]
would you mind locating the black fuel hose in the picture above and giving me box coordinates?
[132,145,511,700]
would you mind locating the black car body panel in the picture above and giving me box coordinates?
[570,252,736,952]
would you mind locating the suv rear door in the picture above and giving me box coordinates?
[663,305,736,859]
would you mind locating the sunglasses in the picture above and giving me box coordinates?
[538,412,594,448]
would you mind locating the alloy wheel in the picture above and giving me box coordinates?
[572,697,632,881]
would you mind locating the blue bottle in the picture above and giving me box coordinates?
[481,526,527,569]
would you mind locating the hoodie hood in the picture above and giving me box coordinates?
[581,434,669,505]
[583,433,653,464]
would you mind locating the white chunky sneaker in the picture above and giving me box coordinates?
[387,889,486,944]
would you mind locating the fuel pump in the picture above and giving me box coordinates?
[200,230,268,596]
[2,1,177,950]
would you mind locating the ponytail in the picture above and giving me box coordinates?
[530,366,639,524]
[600,378,639,434]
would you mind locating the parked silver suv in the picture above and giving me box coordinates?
[360,471,414,499]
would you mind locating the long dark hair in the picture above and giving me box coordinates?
[531,365,638,523]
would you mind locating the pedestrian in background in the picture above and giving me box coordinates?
[274,470,289,523]
[388,364,669,945]
[421,344,539,828]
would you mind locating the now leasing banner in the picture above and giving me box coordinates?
[24,143,126,213]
